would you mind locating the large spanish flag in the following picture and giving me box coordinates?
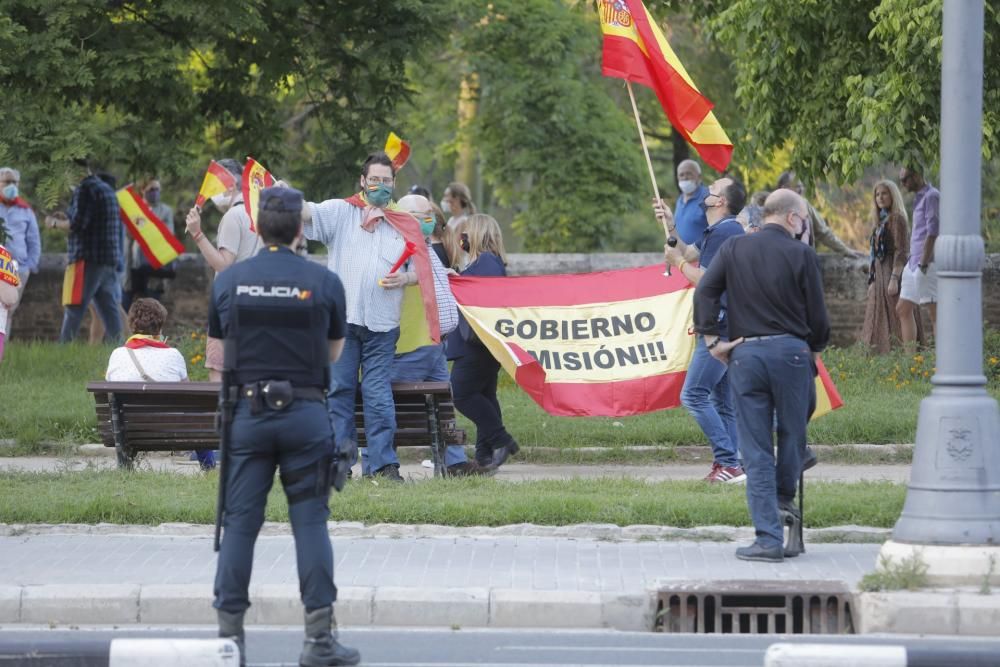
[385,132,411,171]
[242,157,274,233]
[117,186,185,270]
[598,0,733,171]
[194,160,237,209]
[450,264,697,416]
[451,264,845,419]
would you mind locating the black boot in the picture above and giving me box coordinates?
[300,606,361,667]
[217,609,246,667]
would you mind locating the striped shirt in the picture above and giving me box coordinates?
[428,240,458,335]
[305,199,409,332]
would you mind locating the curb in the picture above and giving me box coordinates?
[0,585,656,632]
[0,522,893,543]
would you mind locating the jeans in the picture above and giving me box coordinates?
[680,336,740,468]
[59,263,123,343]
[450,346,510,466]
[728,336,815,549]
[329,324,399,474]
[214,400,336,613]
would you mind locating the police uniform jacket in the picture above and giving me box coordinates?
[209,245,347,388]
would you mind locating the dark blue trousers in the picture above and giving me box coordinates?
[450,346,508,466]
[728,336,815,549]
[213,399,336,614]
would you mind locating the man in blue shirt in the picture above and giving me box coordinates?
[671,159,710,245]
[658,177,746,484]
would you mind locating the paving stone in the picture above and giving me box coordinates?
[373,587,488,627]
[21,584,140,624]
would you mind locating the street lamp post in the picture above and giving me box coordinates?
[882,0,1000,582]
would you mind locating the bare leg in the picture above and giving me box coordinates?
[897,298,917,351]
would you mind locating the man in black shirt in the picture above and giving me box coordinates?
[693,189,831,563]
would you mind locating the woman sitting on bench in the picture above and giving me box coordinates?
[105,298,215,470]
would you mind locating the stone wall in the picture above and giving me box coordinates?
[12,252,985,346]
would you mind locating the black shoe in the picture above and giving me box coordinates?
[372,463,404,483]
[474,440,493,467]
[735,541,784,563]
[802,446,818,472]
[491,436,520,467]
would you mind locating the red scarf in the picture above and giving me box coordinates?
[125,334,170,349]
[345,192,441,343]
[0,196,30,209]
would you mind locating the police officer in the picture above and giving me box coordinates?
[210,186,360,666]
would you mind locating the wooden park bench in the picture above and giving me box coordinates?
[86,381,465,476]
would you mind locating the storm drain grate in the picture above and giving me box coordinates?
[655,580,854,634]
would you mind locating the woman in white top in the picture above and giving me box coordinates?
[106,298,188,382]
[105,299,212,469]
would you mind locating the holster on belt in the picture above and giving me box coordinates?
[242,380,295,415]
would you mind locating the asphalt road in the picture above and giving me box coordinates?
[2,627,999,666]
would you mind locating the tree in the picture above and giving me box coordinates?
[0,0,447,206]
[448,0,646,252]
[695,0,1000,185]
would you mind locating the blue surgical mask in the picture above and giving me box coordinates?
[2,184,17,200]
[366,183,393,208]
[420,220,436,237]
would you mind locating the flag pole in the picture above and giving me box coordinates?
[626,81,671,240]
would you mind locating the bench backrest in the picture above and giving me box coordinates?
[86,381,463,450]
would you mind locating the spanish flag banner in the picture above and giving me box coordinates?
[62,260,85,306]
[451,264,845,419]
[812,358,845,420]
[117,186,185,270]
[194,160,237,209]
[450,264,697,416]
[385,132,411,171]
[0,246,20,287]
[242,157,274,233]
[397,285,434,354]
[598,0,733,171]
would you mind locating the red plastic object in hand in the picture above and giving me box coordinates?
[388,241,418,274]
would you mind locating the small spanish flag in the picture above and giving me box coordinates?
[241,157,274,233]
[194,160,237,209]
[598,0,733,171]
[811,357,845,420]
[62,260,85,306]
[117,186,186,270]
[385,132,411,171]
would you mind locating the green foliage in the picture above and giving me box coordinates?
[859,552,929,592]
[702,0,1000,185]
[0,0,447,208]
[453,0,645,251]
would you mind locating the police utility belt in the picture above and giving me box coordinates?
[240,380,326,415]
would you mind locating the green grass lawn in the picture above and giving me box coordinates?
[0,469,905,529]
[2,337,998,453]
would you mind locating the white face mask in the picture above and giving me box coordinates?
[678,179,698,195]
[440,199,451,214]
[211,191,232,212]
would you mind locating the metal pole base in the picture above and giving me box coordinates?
[892,388,1000,545]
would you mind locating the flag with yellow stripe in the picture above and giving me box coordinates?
[599,0,733,171]
[117,186,185,270]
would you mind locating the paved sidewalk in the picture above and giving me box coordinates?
[0,456,912,483]
[0,532,880,629]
